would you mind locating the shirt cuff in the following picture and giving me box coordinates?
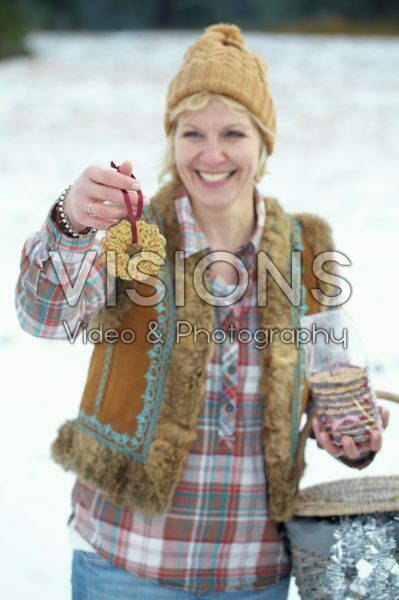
[40,202,98,262]
[337,451,376,470]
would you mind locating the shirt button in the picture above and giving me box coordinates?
[226,404,234,413]
[228,365,236,375]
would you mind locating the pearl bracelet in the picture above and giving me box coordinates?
[56,185,97,239]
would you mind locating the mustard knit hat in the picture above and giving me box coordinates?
[164,23,276,155]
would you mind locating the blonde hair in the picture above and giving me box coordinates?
[158,92,272,186]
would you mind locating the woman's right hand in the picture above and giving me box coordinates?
[63,160,148,233]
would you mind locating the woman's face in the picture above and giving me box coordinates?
[174,99,262,211]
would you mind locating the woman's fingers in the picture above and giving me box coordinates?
[341,430,382,459]
[116,160,133,177]
[369,429,383,452]
[379,405,390,429]
[85,164,140,192]
[83,200,131,223]
[312,417,383,460]
[81,191,148,226]
[84,214,120,229]
[86,181,147,207]
[312,418,339,455]
[341,436,369,460]
[62,162,149,233]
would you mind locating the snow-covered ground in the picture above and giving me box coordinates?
[1,30,398,599]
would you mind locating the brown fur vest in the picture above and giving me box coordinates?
[51,182,335,522]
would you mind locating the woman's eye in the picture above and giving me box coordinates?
[182,130,244,138]
[225,130,245,138]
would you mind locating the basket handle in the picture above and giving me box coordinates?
[295,390,399,477]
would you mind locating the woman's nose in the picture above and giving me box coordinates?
[200,139,226,163]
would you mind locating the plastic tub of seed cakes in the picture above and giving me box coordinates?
[300,308,382,447]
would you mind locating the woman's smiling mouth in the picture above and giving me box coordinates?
[195,170,237,186]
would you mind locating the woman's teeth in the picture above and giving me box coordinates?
[197,171,233,182]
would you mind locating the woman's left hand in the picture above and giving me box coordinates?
[312,406,390,461]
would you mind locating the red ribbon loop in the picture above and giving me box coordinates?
[110,160,143,243]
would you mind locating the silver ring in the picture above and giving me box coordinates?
[334,450,344,458]
[87,201,96,217]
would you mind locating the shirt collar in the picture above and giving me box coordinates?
[174,188,266,259]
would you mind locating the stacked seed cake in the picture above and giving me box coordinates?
[309,364,379,445]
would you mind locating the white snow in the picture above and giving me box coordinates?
[1,30,398,599]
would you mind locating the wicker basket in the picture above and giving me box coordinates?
[285,390,399,600]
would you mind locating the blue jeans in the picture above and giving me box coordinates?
[71,550,290,599]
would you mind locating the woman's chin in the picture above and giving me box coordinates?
[190,192,239,211]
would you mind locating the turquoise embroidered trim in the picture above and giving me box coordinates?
[77,203,177,459]
[75,414,146,461]
[94,344,113,412]
[138,202,177,456]
[290,218,309,459]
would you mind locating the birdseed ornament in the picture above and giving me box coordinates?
[100,161,166,281]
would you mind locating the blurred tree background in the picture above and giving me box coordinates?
[1,0,399,59]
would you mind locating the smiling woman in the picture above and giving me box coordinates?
[177,99,260,194]
[159,91,271,187]
[15,21,389,600]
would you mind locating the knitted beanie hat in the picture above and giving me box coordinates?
[164,23,276,155]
